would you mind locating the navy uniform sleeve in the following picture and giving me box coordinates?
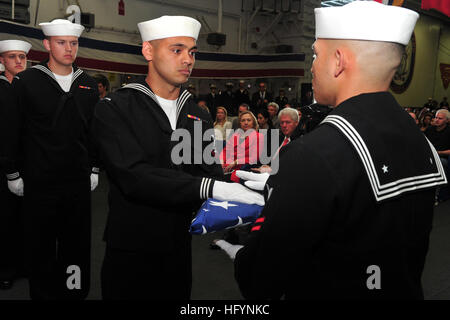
[0,81,11,166]
[87,85,101,174]
[234,138,340,299]
[2,76,23,180]
[92,97,215,207]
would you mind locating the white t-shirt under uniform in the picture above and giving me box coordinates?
[53,70,73,93]
[155,95,177,130]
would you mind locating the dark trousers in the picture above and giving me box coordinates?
[23,180,91,300]
[0,175,24,281]
[101,244,192,300]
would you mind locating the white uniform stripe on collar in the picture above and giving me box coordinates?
[176,90,192,120]
[123,83,192,122]
[322,115,447,202]
[0,75,8,82]
[176,90,191,109]
[122,83,158,104]
[32,65,57,81]
[71,69,84,84]
[33,65,83,86]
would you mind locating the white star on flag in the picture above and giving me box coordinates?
[210,200,238,210]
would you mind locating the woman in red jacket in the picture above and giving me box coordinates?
[220,111,264,175]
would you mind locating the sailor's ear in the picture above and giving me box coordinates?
[43,38,51,52]
[334,47,347,78]
[142,41,153,62]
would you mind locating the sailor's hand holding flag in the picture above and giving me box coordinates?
[212,180,264,206]
[235,170,270,191]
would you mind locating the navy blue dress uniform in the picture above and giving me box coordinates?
[234,2,447,300]
[234,86,251,108]
[0,73,23,288]
[93,79,223,299]
[235,92,447,299]
[219,84,237,117]
[206,84,220,120]
[3,61,99,299]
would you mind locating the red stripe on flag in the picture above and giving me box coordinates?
[251,225,261,232]
[255,217,265,223]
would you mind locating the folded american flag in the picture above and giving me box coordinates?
[190,199,263,235]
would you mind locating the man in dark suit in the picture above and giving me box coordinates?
[251,82,272,112]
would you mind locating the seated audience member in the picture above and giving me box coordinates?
[256,108,274,131]
[419,112,433,132]
[408,111,418,125]
[252,107,300,174]
[214,106,232,147]
[257,108,275,161]
[425,109,450,202]
[232,103,250,130]
[267,102,280,129]
[220,111,263,175]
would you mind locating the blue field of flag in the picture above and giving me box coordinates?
[190,199,263,235]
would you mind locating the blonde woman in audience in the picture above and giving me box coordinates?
[214,106,232,145]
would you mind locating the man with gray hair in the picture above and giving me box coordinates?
[232,1,446,299]
[425,109,450,202]
[267,102,280,129]
[251,107,299,174]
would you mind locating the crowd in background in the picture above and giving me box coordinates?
[93,73,450,205]
[406,97,450,204]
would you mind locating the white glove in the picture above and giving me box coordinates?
[214,240,244,260]
[90,173,99,191]
[235,171,270,191]
[8,178,24,196]
[213,181,264,206]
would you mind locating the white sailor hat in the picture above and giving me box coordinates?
[39,19,85,37]
[0,40,32,54]
[137,16,201,42]
[314,1,419,46]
